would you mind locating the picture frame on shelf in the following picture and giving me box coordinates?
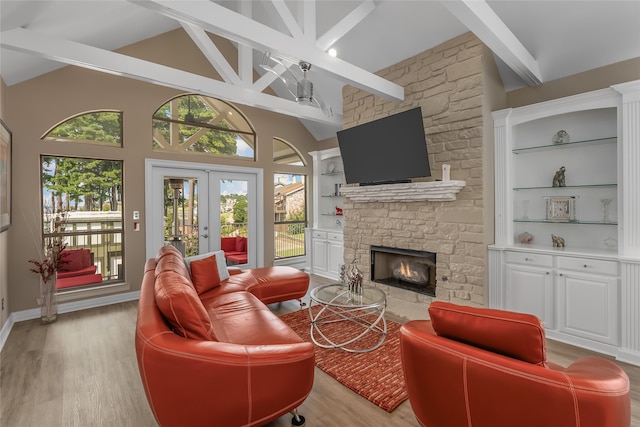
[544,196,578,222]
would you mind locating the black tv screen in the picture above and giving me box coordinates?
[337,107,431,185]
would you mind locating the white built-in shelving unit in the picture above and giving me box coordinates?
[489,80,640,366]
[306,148,344,280]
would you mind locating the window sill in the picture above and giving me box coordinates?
[54,282,130,304]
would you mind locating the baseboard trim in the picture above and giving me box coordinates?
[0,291,140,353]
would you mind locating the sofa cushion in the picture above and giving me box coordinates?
[189,253,222,295]
[221,237,236,252]
[57,265,97,279]
[206,291,304,345]
[184,250,230,282]
[235,236,247,252]
[154,270,215,340]
[59,249,90,272]
[428,301,547,366]
[56,273,102,289]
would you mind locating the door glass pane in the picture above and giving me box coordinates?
[274,174,306,259]
[163,177,199,256]
[220,179,248,264]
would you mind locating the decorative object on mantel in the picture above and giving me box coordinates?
[518,231,534,244]
[327,161,336,173]
[551,234,565,248]
[335,206,343,216]
[339,180,466,203]
[552,166,566,187]
[28,211,69,324]
[552,130,571,144]
[442,164,451,181]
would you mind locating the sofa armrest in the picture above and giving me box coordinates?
[558,356,630,393]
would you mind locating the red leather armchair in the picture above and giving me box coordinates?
[400,302,630,427]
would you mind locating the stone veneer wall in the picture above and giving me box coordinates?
[341,33,488,320]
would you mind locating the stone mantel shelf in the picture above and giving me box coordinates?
[339,180,467,202]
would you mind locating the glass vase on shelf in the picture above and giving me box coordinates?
[600,198,613,223]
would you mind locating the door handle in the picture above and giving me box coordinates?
[201,234,209,238]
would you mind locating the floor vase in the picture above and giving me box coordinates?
[40,274,58,324]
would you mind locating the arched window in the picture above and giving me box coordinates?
[273,137,305,166]
[39,111,125,292]
[42,111,123,147]
[152,94,256,160]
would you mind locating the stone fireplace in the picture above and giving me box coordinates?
[339,32,496,320]
[371,245,437,297]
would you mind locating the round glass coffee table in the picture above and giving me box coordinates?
[309,283,387,353]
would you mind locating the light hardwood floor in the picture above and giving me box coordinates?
[1,275,638,427]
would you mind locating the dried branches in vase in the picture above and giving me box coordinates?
[28,211,69,323]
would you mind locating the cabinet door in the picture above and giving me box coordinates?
[327,240,344,278]
[557,272,618,346]
[505,264,554,328]
[312,238,328,274]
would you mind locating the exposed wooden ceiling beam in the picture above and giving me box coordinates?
[440,0,542,86]
[0,27,341,126]
[315,0,376,51]
[180,23,243,86]
[130,0,404,102]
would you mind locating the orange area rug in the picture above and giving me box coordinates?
[279,308,408,412]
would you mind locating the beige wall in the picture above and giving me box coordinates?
[0,76,8,329]
[5,29,318,313]
[507,57,640,107]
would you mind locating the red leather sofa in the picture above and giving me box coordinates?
[400,301,630,427]
[221,236,248,264]
[135,245,314,427]
[56,249,102,289]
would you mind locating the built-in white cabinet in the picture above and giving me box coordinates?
[489,81,640,366]
[310,230,343,280]
[504,251,554,328]
[556,258,619,346]
[308,148,344,280]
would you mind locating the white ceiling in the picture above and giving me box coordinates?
[1,0,639,141]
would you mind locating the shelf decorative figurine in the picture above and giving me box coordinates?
[552,130,570,144]
[551,234,565,248]
[518,231,534,244]
[552,166,566,187]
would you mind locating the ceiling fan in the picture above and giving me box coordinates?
[183,95,213,124]
[260,52,334,118]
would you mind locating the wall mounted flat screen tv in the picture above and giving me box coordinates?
[337,107,431,185]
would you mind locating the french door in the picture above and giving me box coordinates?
[145,159,263,267]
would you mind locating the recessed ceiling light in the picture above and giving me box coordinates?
[328,48,337,57]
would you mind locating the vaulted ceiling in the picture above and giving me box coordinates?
[1,1,639,140]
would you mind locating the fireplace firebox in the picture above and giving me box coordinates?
[370,246,436,296]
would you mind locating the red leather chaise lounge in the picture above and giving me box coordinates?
[135,245,314,427]
[400,301,630,427]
